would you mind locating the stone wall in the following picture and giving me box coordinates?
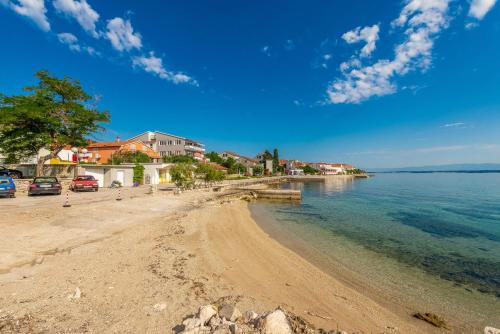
[13,178,73,193]
[4,164,78,178]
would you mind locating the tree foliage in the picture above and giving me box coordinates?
[163,154,196,164]
[109,151,151,165]
[252,165,264,176]
[272,148,279,173]
[133,163,145,184]
[170,163,195,189]
[262,150,273,161]
[196,163,225,186]
[302,165,319,175]
[0,70,110,175]
[205,151,223,164]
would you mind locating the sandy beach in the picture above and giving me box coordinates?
[0,186,445,333]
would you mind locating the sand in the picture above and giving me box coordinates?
[0,187,444,333]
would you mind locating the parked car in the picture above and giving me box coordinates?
[0,165,23,179]
[28,177,62,196]
[0,176,16,198]
[70,175,99,192]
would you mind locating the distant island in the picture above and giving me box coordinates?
[368,163,500,173]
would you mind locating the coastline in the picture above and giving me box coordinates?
[186,199,436,334]
[0,185,482,333]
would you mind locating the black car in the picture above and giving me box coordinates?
[28,177,62,196]
[0,166,23,179]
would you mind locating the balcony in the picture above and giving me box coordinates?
[184,145,205,153]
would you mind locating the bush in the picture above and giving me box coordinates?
[205,151,224,164]
[133,163,145,184]
[197,163,225,186]
[302,165,319,175]
[163,155,196,164]
[108,151,151,165]
[170,163,195,189]
[252,165,264,176]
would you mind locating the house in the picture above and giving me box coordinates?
[0,146,80,164]
[86,139,161,164]
[222,151,260,169]
[129,131,205,160]
[307,162,355,175]
[80,162,175,187]
[204,162,229,173]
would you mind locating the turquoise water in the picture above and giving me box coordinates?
[250,174,500,328]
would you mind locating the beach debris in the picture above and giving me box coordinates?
[413,312,449,329]
[199,305,218,325]
[304,310,333,320]
[260,310,292,334]
[219,304,242,322]
[485,327,500,334]
[153,303,167,312]
[68,287,82,300]
[176,304,345,334]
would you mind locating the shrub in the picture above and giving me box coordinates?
[133,163,145,184]
[170,163,195,189]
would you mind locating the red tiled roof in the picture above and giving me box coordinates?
[223,151,259,163]
[205,162,228,171]
[87,140,131,148]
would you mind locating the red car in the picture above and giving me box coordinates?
[70,175,99,192]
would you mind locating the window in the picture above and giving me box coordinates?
[160,151,166,157]
[168,140,173,145]
[159,140,166,146]
[175,140,182,145]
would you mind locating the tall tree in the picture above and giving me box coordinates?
[0,70,110,176]
[272,148,279,173]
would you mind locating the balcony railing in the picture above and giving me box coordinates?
[184,145,205,152]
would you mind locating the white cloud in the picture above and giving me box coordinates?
[342,24,380,57]
[52,0,100,38]
[328,0,450,104]
[261,45,271,56]
[468,0,497,20]
[132,52,197,85]
[105,17,142,52]
[1,0,50,31]
[57,32,98,55]
[441,122,466,128]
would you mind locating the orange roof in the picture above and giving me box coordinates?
[204,162,228,171]
[88,140,131,148]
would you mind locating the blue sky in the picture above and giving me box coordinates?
[1,0,499,168]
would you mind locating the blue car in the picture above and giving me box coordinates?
[0,175,16,198]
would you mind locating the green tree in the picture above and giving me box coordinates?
[163,154,196,164]
[170,163,195,189]
[272,148,279,173]
[252,165,264,176]
[205,151,223,164]
[133,163,145,184]
[196,163,225,186]
[222,156,236,170]
[110,151,151,165]
[0,70,110,176]
[262,150,273,161]
[302,165,319,175]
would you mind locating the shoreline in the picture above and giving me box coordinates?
[0,184,488,333]
[187,199,436,334]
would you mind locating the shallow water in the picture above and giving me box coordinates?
[250,174,500,330]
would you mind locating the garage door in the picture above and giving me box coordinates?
[85,169,104,187]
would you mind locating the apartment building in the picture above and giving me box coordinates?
[129,131,205,160]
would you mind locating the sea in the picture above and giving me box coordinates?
[249,173,500,331]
